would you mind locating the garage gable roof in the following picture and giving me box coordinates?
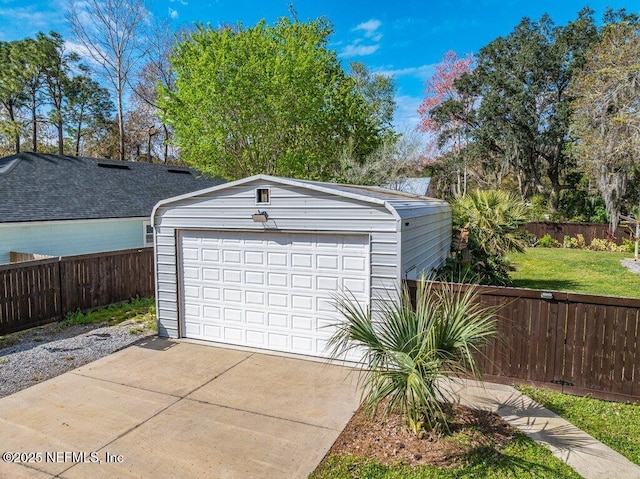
[152,174,448,221]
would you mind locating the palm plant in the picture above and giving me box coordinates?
[453,189,529,257]
[328,279,497,435]
[439,189,529,285]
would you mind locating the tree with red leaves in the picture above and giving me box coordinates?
[417,51,474,196]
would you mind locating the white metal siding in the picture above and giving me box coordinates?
[0,218,146,264]
[154,183,399,339]
[153,178,453,346]
[180,230,369,359]
[399,206,452,280]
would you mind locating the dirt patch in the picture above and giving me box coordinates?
[328,400,515,468]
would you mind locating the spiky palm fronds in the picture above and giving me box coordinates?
[328,279,497,434]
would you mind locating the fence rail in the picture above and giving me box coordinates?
[525,221,633,245]
[0,248,154,335]
[405,280,640,403]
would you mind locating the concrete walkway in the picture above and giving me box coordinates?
[0,339,360,479]
[446,379,640,479]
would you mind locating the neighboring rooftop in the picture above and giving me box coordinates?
[0,152,224,223]
[383,177,431,196]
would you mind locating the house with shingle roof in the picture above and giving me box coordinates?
[0,152,223,263]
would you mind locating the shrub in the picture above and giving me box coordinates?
[537,234,560,248]
[563,235,581,249]
[328,279,497,435]
[622,237,637,254]
[440,190,529,286]
[588,238,626,252]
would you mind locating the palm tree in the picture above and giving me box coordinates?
[328,279,497,434]
[453,189,529,257]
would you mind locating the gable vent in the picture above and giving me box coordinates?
[167,168,191,175]
[97,162,131,170]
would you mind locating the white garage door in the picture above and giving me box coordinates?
[180,230,370,359]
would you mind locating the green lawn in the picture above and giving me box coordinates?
[517,386,640,466]
[311,432,581,478]
[507,248,640,298]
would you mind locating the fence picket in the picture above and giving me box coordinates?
[0,248,154,335]
[405,280,640,404]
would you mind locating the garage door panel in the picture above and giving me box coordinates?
[317,255,338,270]
[344,278,367,293]
[291,253,313,268]
[223,269,242,282]
[202,250,220,262]
[268,312,288,327]
[181,230,369,359]
[343,256,366,271]
[267,252,288,267]
[268,272,288,286]
[245,271,265,285]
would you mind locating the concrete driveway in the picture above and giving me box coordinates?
[0,338,361,479]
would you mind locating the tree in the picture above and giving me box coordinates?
[417,51,474,196]
[349,61,396,142]
[19,37,48,152]
[335,128,422,186]
[132,20,178,163]
[570,21,640,235]
[63,74,114,156]
[0,40,28,153]
[40,32,80,155]
[125,91,162,161]
[439,190,529,285]
[432,10,598,209]
[159,17,386,180]
[67,0,149,161]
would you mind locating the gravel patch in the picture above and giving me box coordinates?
[621,259,640,275]
[0,321,155,398]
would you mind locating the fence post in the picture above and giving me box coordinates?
[57,257,64,320]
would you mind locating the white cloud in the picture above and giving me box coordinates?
[168,7,178,19]
[376,63,436,81]
[339,44,380,58]
[340,18,383,59]
[64,40,104,70]
[170,0,188,4]
[353,19,382,38]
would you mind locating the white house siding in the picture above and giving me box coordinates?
[396,203,452,280]
[153,183,400,338]
[0,217,146,264]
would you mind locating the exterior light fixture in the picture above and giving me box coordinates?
[252,211,269,223]
[540,292,554,300]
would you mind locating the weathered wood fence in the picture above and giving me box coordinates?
[525,221,633,245]
[406,280,640,404]
[0,248,154,335]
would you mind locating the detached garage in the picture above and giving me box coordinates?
[152,175,451,360]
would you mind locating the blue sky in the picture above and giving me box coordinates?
[0,0,637,130]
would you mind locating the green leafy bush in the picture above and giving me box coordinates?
[537,234,560,248]
[588,238,627,252]
[328,279,497,435]
[563,234,586,249]
[622,237,637,253]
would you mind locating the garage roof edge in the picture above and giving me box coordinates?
[152,174,431,223]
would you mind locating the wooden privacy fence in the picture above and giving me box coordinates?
[406,280,640,404]
[0,248,154,335]
[525,221,633,245]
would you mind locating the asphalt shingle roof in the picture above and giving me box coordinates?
[0,152,224,223]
